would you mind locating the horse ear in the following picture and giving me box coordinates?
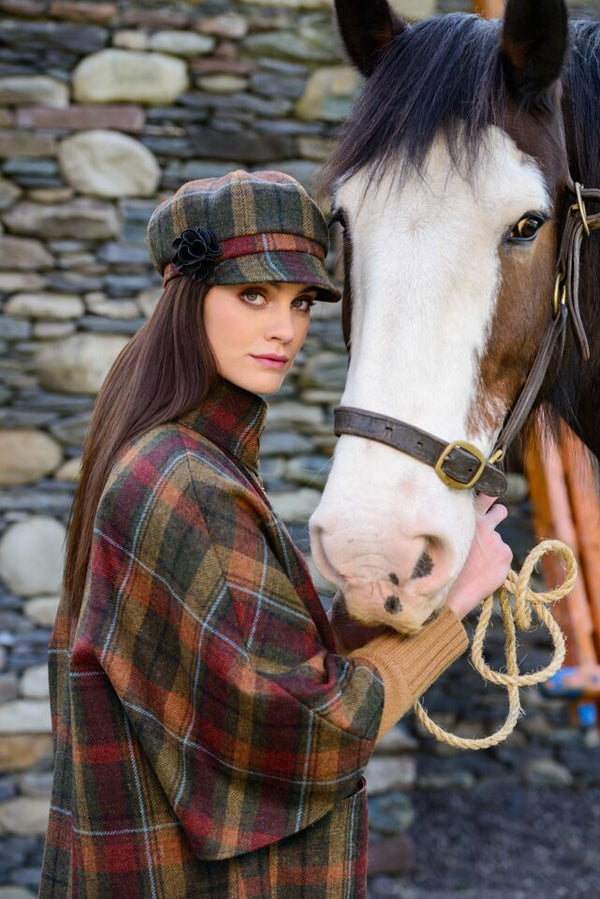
[334,0,407,78]
[501,0,568,103]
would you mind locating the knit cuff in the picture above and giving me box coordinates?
[349,607,468,740]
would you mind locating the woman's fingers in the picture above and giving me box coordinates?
[482,502,508,528]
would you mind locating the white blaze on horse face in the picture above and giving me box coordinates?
[310,126,549,634]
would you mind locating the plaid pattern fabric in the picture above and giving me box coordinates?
[40,378,382,898]
[146,170,341,302]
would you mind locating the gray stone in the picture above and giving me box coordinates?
[36,333,129,394]
[0,236,52,271]
[196,13,248,38]
[267,401,324,427]
[96,241,149,266]
[54,456,81,481]
[260,431,314,456]
[240,0,332,6]
[0,886,37,899]
[374,724,419,754]
[0,272,45,292]
[0,318,31,340]
[0,796,50,835]
[0,734,53,774]
[2,199,120,240]
[368,791,415,837]
[73,49,189,105]
[250,71,305,99]
[197,75,249,94]
[0,516,65,596]
[162,160,240,188]
[521,757,574,787]
[296,66,361,121]
[0,177,21,210]
[0,674,18,704]
[78,315,144,334]
[270,488,321,523]
[299,351,348,391]
[0,431,63,486]
[84,297,139,319]
[17,769,52,798]
[244,28,340,63]
[58,130,160,198]
[104,274,155,297]
[0,130,56,159]
[18,665,49,700]
[48,413,91,445]
[1,18,108,54]
[364,756,417,794]
[23,596,59,628]
[44,271,104,294]
[184,125,293,163]
[0,75,68,107]
[0,700,52,735]
[149,30,215,56]
[3,293,83,320]
[285,455,331,489]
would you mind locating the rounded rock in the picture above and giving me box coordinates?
[148,30,215,57]
[36,332,129,394]
[4,292,84,320]
[59,130,160,198]
[0,430,63,486]
[0,516,65,596]
[73,49,189,105]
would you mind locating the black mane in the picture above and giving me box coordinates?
[323,14,505,190]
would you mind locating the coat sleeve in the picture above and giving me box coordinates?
[87,444,465,860]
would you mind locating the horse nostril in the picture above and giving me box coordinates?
[412,550,434,580]
[384,595,402,614]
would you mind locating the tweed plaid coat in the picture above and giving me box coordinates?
[41,378,467,898]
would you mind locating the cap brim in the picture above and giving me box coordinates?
[209,251,341,302]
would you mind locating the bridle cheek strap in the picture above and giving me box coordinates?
[334,407,508,495]
[334,180,598,496]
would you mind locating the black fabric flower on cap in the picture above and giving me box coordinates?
[171,227,222,282]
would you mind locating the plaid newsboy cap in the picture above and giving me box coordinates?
[146,170,341,302]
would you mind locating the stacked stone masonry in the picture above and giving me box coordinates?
[1,0,600,893]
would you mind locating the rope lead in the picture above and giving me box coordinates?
[413,540,577,750]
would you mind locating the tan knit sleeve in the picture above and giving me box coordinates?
[348,608,468,741]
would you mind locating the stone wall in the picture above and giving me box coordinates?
[1,0,600,894]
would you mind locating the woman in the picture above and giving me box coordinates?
[40,170,511,898]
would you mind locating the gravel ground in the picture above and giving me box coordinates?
[368,785,600,899]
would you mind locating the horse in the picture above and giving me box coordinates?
[309,0,600,635]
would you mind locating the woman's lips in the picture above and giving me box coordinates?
[250,354,288,370]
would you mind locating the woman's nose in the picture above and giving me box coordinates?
[265,307,295,343]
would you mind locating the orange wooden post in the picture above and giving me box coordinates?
[473,0,506,18]
[525,428,600,725]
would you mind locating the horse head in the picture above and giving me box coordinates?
[310,0,592,634]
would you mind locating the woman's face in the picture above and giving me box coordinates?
[203,281,317,395]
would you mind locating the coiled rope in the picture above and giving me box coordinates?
[413,539,577,750]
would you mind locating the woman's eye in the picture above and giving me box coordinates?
[292,297,316,312]
[507,214,546,243]
[329,209,346,230]
[241,290,266,305]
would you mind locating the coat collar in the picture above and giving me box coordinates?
[178,378,267,476]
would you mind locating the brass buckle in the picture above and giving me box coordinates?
[553,272,566,318]
[574,182,591,237]
[434,440,486,490]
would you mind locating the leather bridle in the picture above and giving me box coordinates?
[333,178,600,496]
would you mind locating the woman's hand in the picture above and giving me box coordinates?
[446,494,513,620]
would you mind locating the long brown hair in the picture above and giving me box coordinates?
[64,277,217,616]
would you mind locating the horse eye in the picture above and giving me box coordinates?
[507,214,546,243]
[329,209,347,230]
